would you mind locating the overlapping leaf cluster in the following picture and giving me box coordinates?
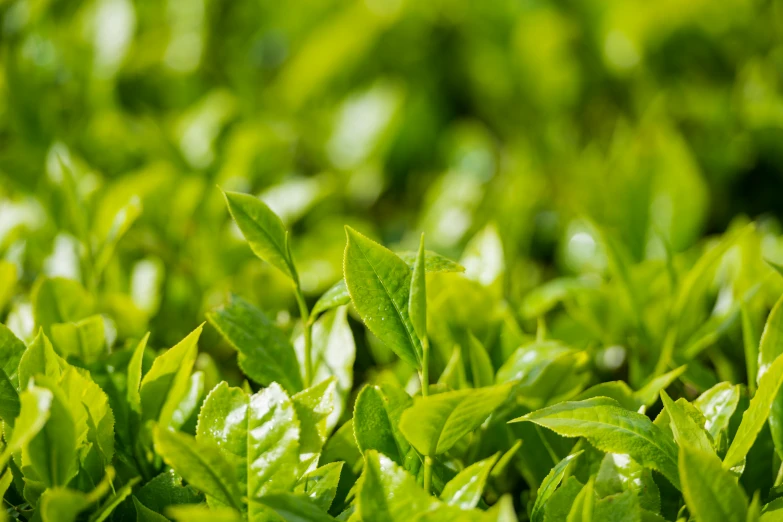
[4,188,783,522]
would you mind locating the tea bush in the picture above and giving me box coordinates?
[3,0,783,520]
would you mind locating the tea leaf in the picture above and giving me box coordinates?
[680,444,747,522]
[344,226,422,368]
[440,452,499,509]
[530,451,583,522]
[208,295,303,393]
[140,325,201,427]
[513,397,681,490]
[399,384,511,456]
[223,190,296,281]
[153,425,243,510]
[724,351,783,470]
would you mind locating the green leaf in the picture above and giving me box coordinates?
[140,325,202,427]
[311,280,350,319]
[467,333,495,388]
[255,494,338,522]
[292,378,334,456]
[39,468,115,522]
[567,478,595,522]
[594,453,660,513]
[724,351,783,470]
[758,293,783,459]
[660,390,713,454]
[440,452,499,509]
[153,424,243,510]
[166,505,242,522]
[357,450,437,521]
[31,277,93,335]
[0,368,20,426]
[133,496,170,522]
[399,383,511,456]
[680,444,748,522]
[223,189,296,281]
[543,477,584,522]
[309,306,355,427]
[294,461,343,511]
[743,305,760,395]
[513,397,681,490]
[633,366,687,409]
[311,251,463,320]
[50,314,106,363]
[693,382,739,441]
[18,329,66,389]
[127,333,150,413]
[24,378,79,487]
[0,324,26,386]
[0,260,16,313]
[343,226,423,368]
[397,251,465,273]
[135,470,203,513]
[409,233,427,342]
[594,490,641,522]
[195,382,301,502]
[88,476,141,522]
[208,294,303,393]
[353,383,412,465]
[0,386,51,470]
[530,451,583,522]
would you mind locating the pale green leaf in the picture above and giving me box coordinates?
[567,478,595,522]
[127,333,150,413]
[24,378,79,487]
[166,505,243,522]
[292,378,334,456]
[357,450,437,521]
[680,444,747,522]
[0,386,51,470]
[660,390,712,454]
[693,382,739,441]
[724,351,783,470]
[531,451,583,522]
[50,314,106,363]
[440,452,499,509]
[294,461,343,511]
[18,329,66,389]
[399,383,511,456]
[140,325,201,427]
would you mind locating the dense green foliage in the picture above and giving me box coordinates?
[3,0,783,520]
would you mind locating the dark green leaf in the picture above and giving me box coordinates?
[207,295,303,393]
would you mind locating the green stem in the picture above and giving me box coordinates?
[295,285,313,388]
[421,336,432,494]
[424,456,433,494]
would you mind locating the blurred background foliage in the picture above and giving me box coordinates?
[2,0,783,383]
